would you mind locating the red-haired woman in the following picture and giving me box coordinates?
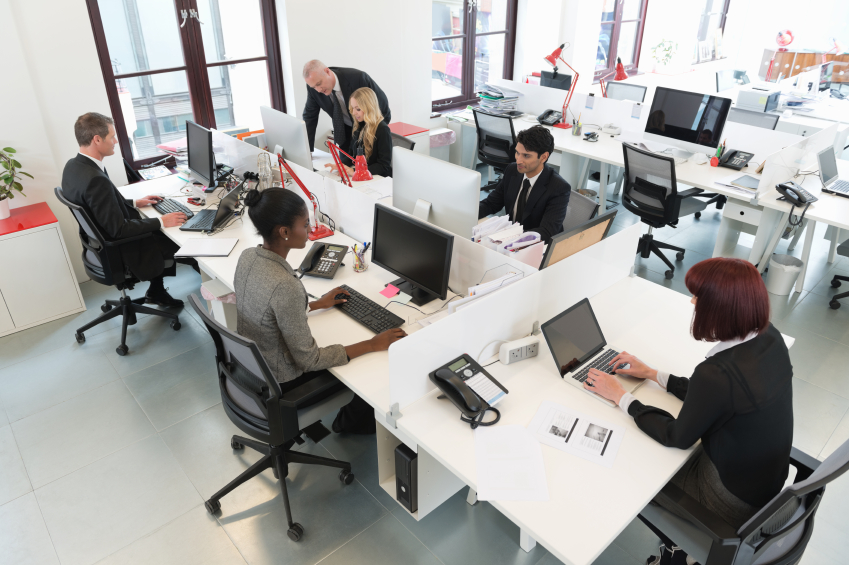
[585,258,793,565]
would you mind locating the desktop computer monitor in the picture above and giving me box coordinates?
[605,82,647,103]
[371,203,454,306]
[541,70,572,91]
[260,106,313,170]
[392,147,481,239]
[820,62,834,91]
[644,87,732,157]
[540,209,617,269]
[187,120,215,186]
[716,70,736,92]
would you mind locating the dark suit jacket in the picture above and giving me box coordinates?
[478,163,571,244]
[341,121,393,177]
[302,67,391,151]
[61,154,165,281]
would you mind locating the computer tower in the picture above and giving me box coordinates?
[394,444,418,513]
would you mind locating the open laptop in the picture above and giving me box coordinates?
[180,183,242,232]
[541,298,645,406]
[817,146,849,199]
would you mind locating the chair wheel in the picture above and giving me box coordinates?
[75,332,85,344]
[230,438,243,450]
[339,469,355,485]
[830,300,841,310]
[832,278,842,288]
[287,523,304,541]
[170,319,181,331]
[665,270,674,280]
[695,212,701,219]
[116,344,129,356]
[101,304,112,313]
[205,499,221,514]
[676,251,685,261]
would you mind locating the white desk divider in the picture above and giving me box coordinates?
[388,222,641,412]
[755,123,838,198]
[315,176,388,243]
[212,129,266,178]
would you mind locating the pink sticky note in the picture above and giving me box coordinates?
[380,284,400,298]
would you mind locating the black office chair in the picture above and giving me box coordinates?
[390,132,416,152]
[473,109,517,191]
[621,144,707,279]
[828,239,849,309]
[188,294,356,542]
[54,186,180,356]
[639,440,849,565]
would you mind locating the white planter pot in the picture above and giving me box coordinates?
[0,198,9,220]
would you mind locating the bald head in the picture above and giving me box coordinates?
[303,60,335,95]
[303,59,326,79]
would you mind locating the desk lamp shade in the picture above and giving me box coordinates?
[352,147,373,182]
[542,43,579,129]
[614,57,628,81]
[544,44,564,69]
[776,30,794,50]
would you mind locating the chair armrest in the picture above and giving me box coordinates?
[281,373,346,408]
[790,446,820,480]
[676,188,704,199]
[102,232,156,247]
[654,482,739,541]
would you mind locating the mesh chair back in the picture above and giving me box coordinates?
[390,132,416,152]
[621,144,679,226]
[562,191,599,232]
[473,110,517,168]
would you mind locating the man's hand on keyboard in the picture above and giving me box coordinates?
[583,369,626,404]
[162,212,188,228]
[135,195,163,207]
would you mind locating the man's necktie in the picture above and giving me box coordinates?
[515,178,531,222]
[331,94,347,149]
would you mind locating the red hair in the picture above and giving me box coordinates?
[685,258,770,342]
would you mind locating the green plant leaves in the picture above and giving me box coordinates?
[20,172,33,179]
[11,160,21,168]
[13,182,22,190]
[2,147,16,153]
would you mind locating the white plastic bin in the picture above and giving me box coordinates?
[765,254,804,295]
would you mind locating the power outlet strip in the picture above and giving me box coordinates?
[498,336,541,365]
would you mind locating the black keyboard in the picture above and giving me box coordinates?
[334,284,405,333]
[153,198,194,218]
[182,209,216,231]
[572,349,621,383]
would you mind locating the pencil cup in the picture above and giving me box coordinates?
[571,125,582,136]
[353,250,368,273]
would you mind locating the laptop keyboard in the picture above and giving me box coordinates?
[829,179,849,193]
[153,198,194,218]
[184,209,216,230]
[572,349,621,383]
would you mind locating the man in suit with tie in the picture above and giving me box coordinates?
[62,112,189,307]
[302,60,391,152]
[479,125,571,244]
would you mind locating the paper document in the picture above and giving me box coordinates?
[174,238,238,258]
[138,166,172,181]
[475,425,549,502]
[529,401,625,468]
[715,172,762,197]
[352,177,392,199]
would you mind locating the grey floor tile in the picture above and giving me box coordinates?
[0,405,8,429]
[773,320,849,400]
[36,435,201,565]
[634,264,692,297]
[319,514,441,565]
[0,344,119,423]
[808,264,849,299]
[635,244,711,281]
[12,380,155,488]
[123,341,220,431]
[610,518,663,564]
[791,378,849,458]
[768,290,810,322]
[0,492,60,565]
[393,489,549,565]
[819,410,849,460]
[781,292,849,348]
[535,541,641,565]
[0,425,31,507]
[95,505,246,565]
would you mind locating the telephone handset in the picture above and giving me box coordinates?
[718,149,754,170]
[538,110,563,126]
[429,354,508,428]
[298,242,349,279]
[776,181,818,207]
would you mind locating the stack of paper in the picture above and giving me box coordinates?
[474,216,519,244]
[156,138,187,158]
[476,83,521,115]
[475,425,549,502]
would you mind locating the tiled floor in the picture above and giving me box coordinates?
[2,178,849,565]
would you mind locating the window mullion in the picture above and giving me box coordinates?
[180,0,215,128]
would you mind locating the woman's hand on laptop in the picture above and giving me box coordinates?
[608,352,658,382]
[583,369,626,404]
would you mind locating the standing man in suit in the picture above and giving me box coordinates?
[302,60,391,152]
[478,125,571,244]
[62,112,189,307]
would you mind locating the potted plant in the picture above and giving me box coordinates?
[0,147,32,220]
[651,39,678,72]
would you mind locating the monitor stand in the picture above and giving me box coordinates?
[389,278,438,307]
[412,199,432,222]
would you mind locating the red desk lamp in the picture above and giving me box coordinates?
[326,141,373,187]
[276,155,334,241]
[599,57,629,97]
[543,43,580,129]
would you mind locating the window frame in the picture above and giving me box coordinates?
[85,0,286,169]
[693,0,731,64]
[593,0,649,83]
[431,0,519,112]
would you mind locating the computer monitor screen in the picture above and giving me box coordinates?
[605,82,647,103]
[821,62,834,91]
[260,106,313,170]
[371,203,454,306]
[541,70,572,91]
[818,147,840,186]
[541,298,606,377]
[644,87,731,153]
[187,120,214,186]
[716,70,737,92]
[540,209,617,269]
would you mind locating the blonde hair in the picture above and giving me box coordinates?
[349,87,384,160]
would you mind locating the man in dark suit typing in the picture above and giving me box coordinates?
[61,112,189,307]
[479,125,570,244]
[302,60,391,152]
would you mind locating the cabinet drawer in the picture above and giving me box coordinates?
[722,200,763,227]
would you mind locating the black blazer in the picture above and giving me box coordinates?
[341,121,393,177]
[302,67,391,151]
[61,154,164,281]
[478,163,571,244]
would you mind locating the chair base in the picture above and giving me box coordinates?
[637,232,686,279]
[829,275,849,309]
[205,434,354,541]
[75,290,180,356]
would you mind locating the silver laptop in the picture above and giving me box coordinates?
[817,147,849,198]
[541,298,646,406]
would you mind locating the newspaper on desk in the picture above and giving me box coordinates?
[529,401,625,468]
[475,425,549,502]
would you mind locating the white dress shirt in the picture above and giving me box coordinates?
[78,152,163,228]
[331,72,353,126]
[617,331,759,414]
[512,169,543,220]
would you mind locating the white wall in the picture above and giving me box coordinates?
[277,0,432,147]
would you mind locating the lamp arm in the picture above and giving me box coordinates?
[277,155,320,226]
[598,69,617,97]
[557,55,580,123]
[324,140,353,187]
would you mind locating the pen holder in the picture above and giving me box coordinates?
[353,250,368,273]
[571,125,582,136]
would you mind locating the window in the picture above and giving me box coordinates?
[594,0,648,82]
[695,0,730,63]
[431,0,518,110]
[86,0,285,168]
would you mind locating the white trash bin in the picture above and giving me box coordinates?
[765,254,804,295]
